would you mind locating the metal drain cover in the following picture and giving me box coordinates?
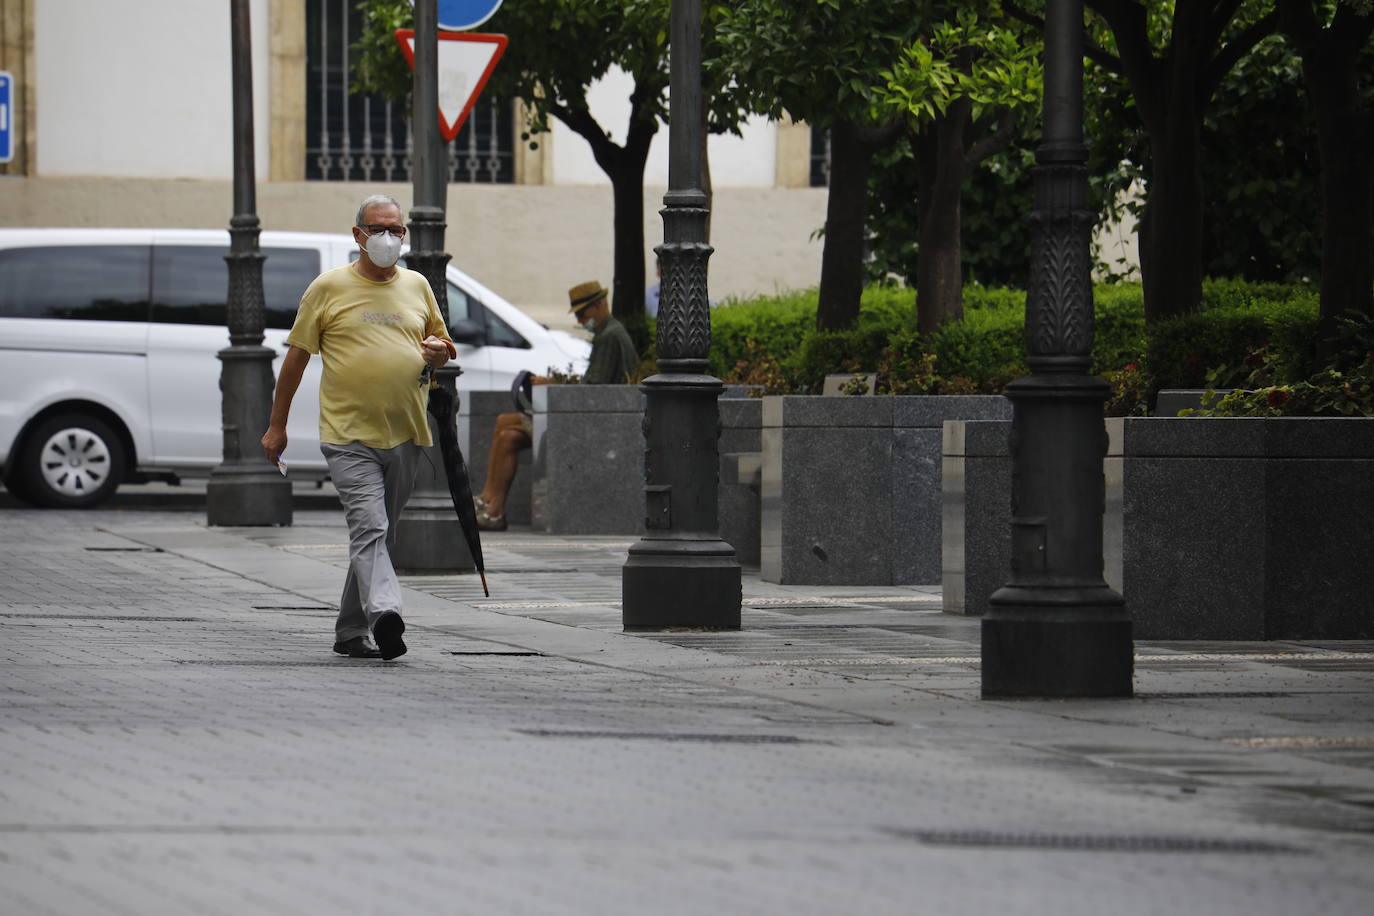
[516,730,807,744]
[884,828,1300,853]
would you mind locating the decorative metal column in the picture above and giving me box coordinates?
[391,0,470,571]
[207,0,292,527]
[622,0,741,630]
[982,0,1133,696]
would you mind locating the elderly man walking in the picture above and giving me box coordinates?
[262,194,455,660]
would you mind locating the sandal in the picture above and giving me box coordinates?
[475,507,507,531]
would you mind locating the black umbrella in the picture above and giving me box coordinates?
[425,384,489,596]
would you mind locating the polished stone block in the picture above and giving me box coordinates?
[531,384,645,535]
[761,395,1012,585]
[942,421,1012,617]
[944,416,1374,639]
[719,398,763,567]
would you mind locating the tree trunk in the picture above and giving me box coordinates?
[554,100,658,323]
[817,120,878,331]
[608,158,648,320]
[1307,63,1374,325]
[1279,1,1374,325]
[1086,0,1278,325]
[914,111,969,336]
[1138,117,1206,324]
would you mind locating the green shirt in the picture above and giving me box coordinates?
[583,316,639,385]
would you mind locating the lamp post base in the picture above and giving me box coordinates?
[623,538,741,630]
[392,494,473,573]
[982,592,1132,697]
[206,466,292,527]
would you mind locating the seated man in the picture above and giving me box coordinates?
[475,280,638,530]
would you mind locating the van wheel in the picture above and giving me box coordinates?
[16,414,127,508]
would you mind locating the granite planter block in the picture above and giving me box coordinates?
[761,395,1011,585]
[719,398,762,567]
[942,421,1016,618]
[942,416,1374,639]
[460,390,532,526]
[530,384,645,535]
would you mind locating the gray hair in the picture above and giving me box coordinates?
[355,194,403,226]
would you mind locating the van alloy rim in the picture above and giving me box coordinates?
[39,427,111,497]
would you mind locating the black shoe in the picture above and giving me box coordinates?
[333,636,382,659]
[373,611,407,660]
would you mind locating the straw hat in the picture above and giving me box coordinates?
[568,281,608,312]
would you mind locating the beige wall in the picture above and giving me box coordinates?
[5,177,827,327]
[269,0,305,182]
[0,0,33,176]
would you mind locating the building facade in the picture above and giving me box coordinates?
[0,0,827,325]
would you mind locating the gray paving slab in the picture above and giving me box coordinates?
[0,502,1372,915]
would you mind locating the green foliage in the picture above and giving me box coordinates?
[1183,313,1374,417]
[1201,36,1323,283]
[866,131,1038,290]
[710,283,1142,394]
[1083,12,1332,286]
[1145,281,1321,389]
[351,0,415,102]
[709,279,1345,413]
[874,9,1041,128]
[712,0,926,129]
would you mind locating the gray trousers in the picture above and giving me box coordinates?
[322,440,421,641]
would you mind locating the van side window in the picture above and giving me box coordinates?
[152,246,320,329]
[445,282,471,322]
[484,309,529,349]
[0,246,151,321]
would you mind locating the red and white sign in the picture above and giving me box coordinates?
[395,30,508,142]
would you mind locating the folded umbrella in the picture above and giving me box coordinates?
[425,384,489,596]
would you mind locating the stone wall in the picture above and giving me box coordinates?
[943,417,1374,639]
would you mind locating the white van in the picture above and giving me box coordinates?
[0,228,590,507]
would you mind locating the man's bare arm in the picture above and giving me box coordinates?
[260,345,311,462]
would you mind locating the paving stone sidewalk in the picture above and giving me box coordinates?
[1,501,1372,915]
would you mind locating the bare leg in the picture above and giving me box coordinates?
[479,412,532,517]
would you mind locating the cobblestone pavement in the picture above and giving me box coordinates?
[1,500,1372,915]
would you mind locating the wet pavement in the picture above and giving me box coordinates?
[1,492,1371,914]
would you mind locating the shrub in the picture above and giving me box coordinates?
[709,280,1322,408]
[1184,312,1374,417]
[1145,281,1318,389]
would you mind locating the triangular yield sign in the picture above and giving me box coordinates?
[395,30,508,143]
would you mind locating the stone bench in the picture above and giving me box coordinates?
[760,395,1013,585]
[511,384,762,546]
[943,417,1374,639]
[530,385,646,535]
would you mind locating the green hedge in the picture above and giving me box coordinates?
[706,280,1321,405]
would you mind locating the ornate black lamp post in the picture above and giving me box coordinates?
[981,0,1133,696]
[207,0,292,527]
[391,0,469,571]
[622,0,741,629]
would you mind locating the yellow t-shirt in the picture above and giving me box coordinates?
[286,264,451,449]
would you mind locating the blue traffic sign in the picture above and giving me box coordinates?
[0,71,12,165]
[409,0,504,32]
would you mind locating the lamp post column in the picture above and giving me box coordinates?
[391,0,470,571]
[621,0,741,630]
[981,0,1132,697]
[207,0,292,527]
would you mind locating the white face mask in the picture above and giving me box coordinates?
[580,316,597,332]
[363,230,403,269]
